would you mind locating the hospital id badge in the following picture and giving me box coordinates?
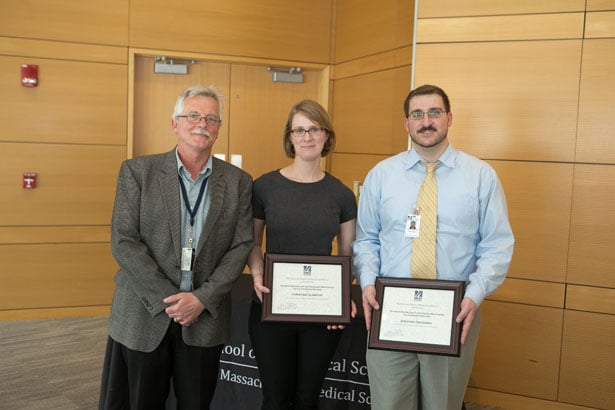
[404,214,421,238]
[181,247,194,270]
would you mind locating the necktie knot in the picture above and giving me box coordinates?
[421,160,440,175]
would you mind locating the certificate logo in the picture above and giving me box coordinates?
[303,265,312,275]
[414,290,423,302]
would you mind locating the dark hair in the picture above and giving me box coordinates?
[403,84,451,117]
[283,100,336,158]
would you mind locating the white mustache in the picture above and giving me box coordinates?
[191,130,212,137]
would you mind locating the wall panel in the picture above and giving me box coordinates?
[0,243,116,311]
[333,50,397,80]
[0,226,109,245]
[333,46,412,80]
[559,310,615,409]
[333,67,410,155]
[576,39,615,163]
[0,143,125,226]
[418,0,584,18]
[417,13,584,43]
[489,161,573,282]
[488,278,565,308]
[0,0,129,46]
[471,301,563,400]
[585,10,615,37]
[567,164,615,288]
[129,0,332,63]
[566,285,615,315]
[414,40,581,162]
[334,0,412,63]
[465,388,595,410]
[587,0,615,11]
[0,56,127,146]
[0,37,127,64]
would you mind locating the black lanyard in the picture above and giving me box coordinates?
[178,175,208,227]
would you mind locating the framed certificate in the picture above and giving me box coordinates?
[368,278,465,356]
[262,253,351,324]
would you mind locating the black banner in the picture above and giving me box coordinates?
[210,275,371,409]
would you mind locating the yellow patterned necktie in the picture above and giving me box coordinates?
[411,161,440,279]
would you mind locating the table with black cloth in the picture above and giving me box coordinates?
[209,274,371,410]
[168,275,468,410]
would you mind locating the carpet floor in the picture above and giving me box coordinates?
[0,317,504,409]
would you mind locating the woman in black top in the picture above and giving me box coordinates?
[247,100,357,409]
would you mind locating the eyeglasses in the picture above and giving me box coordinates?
[290,127,325,138]
[177,112,222,126]
[408,110,447,120]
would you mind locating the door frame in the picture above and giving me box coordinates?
[127,48,330,160]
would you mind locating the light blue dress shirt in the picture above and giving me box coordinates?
[176,150,212,292]
[352,144,514,307]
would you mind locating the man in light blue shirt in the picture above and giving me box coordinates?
[353,84,514,410]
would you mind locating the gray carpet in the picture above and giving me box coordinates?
[0,317,108,410]
[0,317,502,410]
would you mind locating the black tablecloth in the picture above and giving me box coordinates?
[209,274,371,409]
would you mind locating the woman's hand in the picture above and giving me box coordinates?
[326,300,357,330]
[252,274,270,302]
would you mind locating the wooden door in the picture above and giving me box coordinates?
[226,64,323,179]
[133,54,231,158]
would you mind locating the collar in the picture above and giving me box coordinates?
[406,144,456,170]
[175,148,213,180]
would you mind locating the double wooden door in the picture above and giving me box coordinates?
[132,53,325,179]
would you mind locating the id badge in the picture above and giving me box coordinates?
[181,247,194,271]
[404,214,421,238]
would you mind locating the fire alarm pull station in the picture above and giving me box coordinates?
[21,64,38,87]
[23,173,37,189]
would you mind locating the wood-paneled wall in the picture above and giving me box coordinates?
[0,35,128,319]
[415,1,615,409]
[0,0,334,320]
[2,1,614,408]
[329,0,414,188]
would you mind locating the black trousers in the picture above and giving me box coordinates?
[248,300,343,410]
[99,322,223,410]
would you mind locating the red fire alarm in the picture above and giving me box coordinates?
[21,64,38,87]
[23,172,37,189]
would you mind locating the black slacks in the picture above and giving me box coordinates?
[99,321,223,410]
[248,300,342,410]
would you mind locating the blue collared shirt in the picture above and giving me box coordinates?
[176,149,212,291]
[352,144,514,307]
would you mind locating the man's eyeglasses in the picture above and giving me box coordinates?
[408,110,447,120]
[177,112,222,126]
[290,127,326,138]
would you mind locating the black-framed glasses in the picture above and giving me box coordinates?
[177,112,222,126]
[290,127,325,138]
[408,110,447,120]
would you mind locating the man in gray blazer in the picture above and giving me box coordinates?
[99,85,254,409]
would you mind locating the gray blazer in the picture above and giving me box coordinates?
[107,149,254,352]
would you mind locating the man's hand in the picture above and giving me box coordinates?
[456,297,477,344]
[361,285,379,331]
[164,292,205,326]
